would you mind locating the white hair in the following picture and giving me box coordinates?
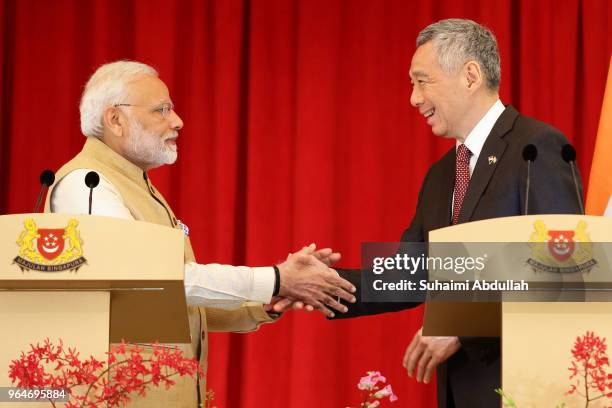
[417,19,501,91]
[79,60,158,138]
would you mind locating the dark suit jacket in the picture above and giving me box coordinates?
[334,106,582,407]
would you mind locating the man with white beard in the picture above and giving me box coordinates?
[44,60,355,407]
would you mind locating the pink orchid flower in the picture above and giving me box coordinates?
[374,384,398,402]
[358,371,387,390]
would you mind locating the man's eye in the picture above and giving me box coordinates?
[154,105,173,117]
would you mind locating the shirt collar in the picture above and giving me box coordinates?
[456,99,505,159]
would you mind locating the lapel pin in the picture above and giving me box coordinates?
[488,155,497,165]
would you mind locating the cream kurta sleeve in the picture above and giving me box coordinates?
[205,302,279,333]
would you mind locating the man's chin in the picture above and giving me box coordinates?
[161,145,178,163]
[165,153,178,164]
[430,127,449,137]
[149,152,178,168]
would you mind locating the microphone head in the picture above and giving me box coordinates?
[39,169,55,187]
[561,144,577,163]
[522,144,538,162]
[84,171,100,189]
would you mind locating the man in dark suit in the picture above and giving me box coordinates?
[332,19,582,408]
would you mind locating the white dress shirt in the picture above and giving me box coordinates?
[457,99,505,176]
[50,168,275,310]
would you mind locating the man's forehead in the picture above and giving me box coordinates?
[409,43,439,78]
[126,74,171,104]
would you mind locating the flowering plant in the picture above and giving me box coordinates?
[9,338,201,407]
[349,371,398,408]
[496,330,612,408]
[567,331,612,407]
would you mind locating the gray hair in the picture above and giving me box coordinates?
[416,19,500,91]
[79,60,158,138]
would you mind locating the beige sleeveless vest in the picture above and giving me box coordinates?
[44,137,275,407]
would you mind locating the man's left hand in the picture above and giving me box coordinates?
[402,327,461,384]
[271,246,342,313]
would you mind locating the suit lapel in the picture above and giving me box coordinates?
[437,149,456,227]
[457,106,519,223]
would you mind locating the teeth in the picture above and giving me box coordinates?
[424,109,434,118]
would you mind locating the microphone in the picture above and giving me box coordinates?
[84,171,100,215]
[522,144,538,215]
[33,170,55,212]
[561,144,584,214]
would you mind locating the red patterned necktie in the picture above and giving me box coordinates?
[452,144,472,225]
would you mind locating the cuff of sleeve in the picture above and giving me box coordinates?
[244,301,280,323]
[250,267,275,304]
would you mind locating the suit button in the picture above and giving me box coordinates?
[201,331,206,340]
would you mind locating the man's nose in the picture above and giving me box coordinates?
[410,87,423,108]
[169,109,183,130]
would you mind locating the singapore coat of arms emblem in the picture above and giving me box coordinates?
[13,218,87,272]
[527,220,597,273]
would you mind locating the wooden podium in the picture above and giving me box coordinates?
[424,214,612,406]
[0,213,190,405]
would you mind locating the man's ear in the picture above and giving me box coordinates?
[103,106,124,137]
[464,60,484,92]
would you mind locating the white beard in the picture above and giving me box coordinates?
[125,117,178,168]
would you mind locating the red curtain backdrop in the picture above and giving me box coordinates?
[1,1,610,407]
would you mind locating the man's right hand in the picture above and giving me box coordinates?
[403,327,461,384]
[276,244,356,317]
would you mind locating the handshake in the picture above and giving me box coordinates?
[268,244,356,318]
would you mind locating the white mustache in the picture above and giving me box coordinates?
[164,132,179,141]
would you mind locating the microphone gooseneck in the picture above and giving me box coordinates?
[561,144,584,214]
[33,169,55,213]
[522,144,538,215]
[84,171,100,215]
